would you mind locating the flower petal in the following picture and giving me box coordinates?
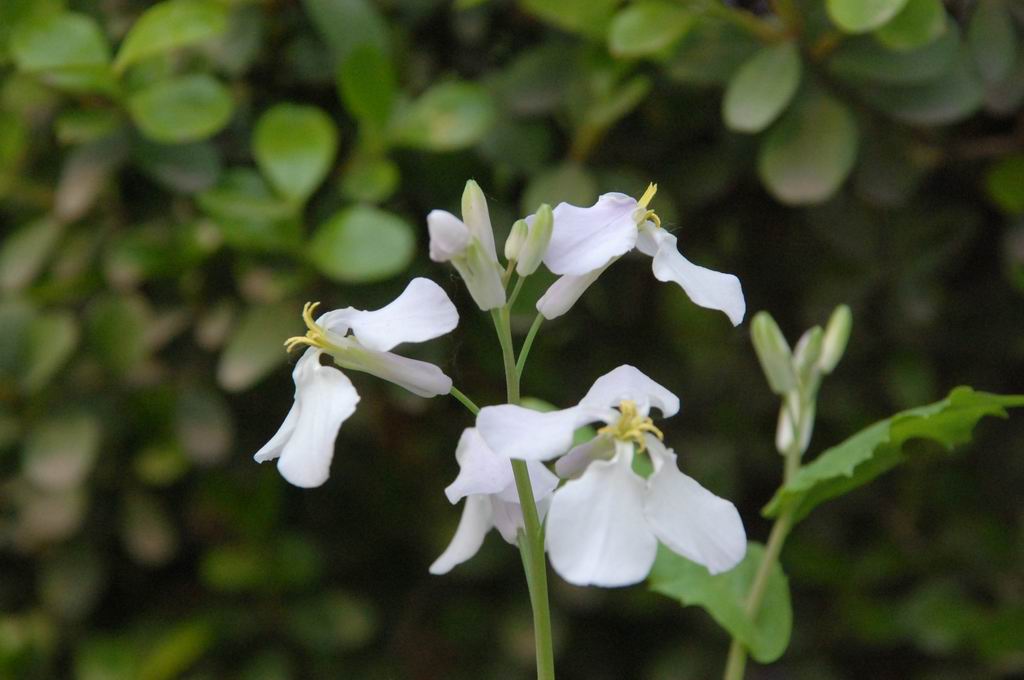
[338,347,452,398]
[428,495,494,575]
[427,210,470,262]
[542,193,640,276]
[254,400,299,463]
[276,352,360,488]
[546,443,658,586]
[535,262,613,320]
[477,404,594,461]
[641,224,746,326]
[644,439,746,575]
[579,364,680,418]
[334,278,458,352]
[444,428,515,503]
[554,434,615,479]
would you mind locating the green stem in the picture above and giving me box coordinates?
[723,406,806,680]
[515,313,545,380]
[508,276,527,309]
[449,387,480,415]
[492,306,556,680]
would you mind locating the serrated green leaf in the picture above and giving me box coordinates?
[968,0,1018,84]
[723,42,801,133]
[607,1,693,58]
[392,81,496,151]
[650,543,792,663]
[309,206,415,283]
[253,103,338,204]
[758,89,858,205]
[828,0,910,33]
[128,74,234,143]
[114,0,229,73]
[874,0,947,51]
[763,387,1024,523]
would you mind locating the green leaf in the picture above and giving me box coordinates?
[607,1,693,58]
[827,0,910,33]
[828,23,960,85]
[87,295,149,377]
[968,0,1018,84]
[301,0,388,63]
[649,543,792,663]
[763,387,1024,523]
[137,620,214,680]
[114,0,229,73]
[520,162,597,213]
[0,217,64,292]
[861,47,984,125]
[253,103,338,204]
[337,45,396,132]
[10,12,115,93]
[391,81,496,151]
[22,312,79,392]
[667,14,760,86]
[723,42,802,133]
[339,153,399,203]
[309,206,415,283]
[11,12,109,72]
[198,168,301,252]
[217,302,296,392]
[757,89,858,205]
[985,154,1024,214]
[520,0,619,39]
[134,139,223,194]
[23,414,101,491]
[0,110,28,198]
[128,74,234,143]
[874,0,947,51]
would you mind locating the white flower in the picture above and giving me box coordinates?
[429,428,559,575]
[534,184,746,325]
[255,278,459,488]
[476,365,746,587]
[427,180,506,311]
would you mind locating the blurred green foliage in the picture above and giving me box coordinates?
[2,0,1024,679]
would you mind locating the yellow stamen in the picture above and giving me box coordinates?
[635,183,661,229]
[597,399,664,452]
[637,182,658,209]
[283,301,331,353]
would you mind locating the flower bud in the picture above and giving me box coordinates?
[793,326,823,386]
[751,311,796,395]
[516,204,553,276]
[818,304,852,374]
[505,219,528,261]
[461,180,497,262]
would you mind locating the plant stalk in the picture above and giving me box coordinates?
[492,306,556,680]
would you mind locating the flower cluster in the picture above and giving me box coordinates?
[255,179,747,588]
